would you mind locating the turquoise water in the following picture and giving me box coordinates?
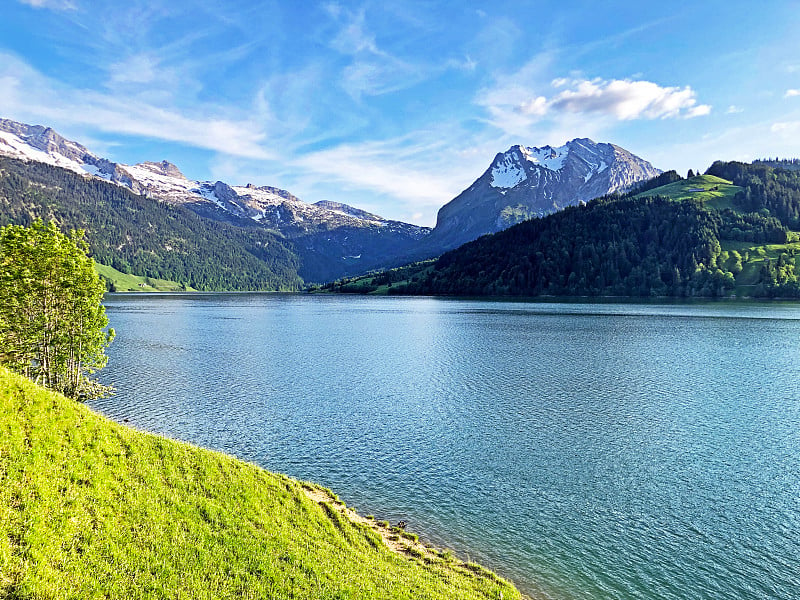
[91,294,800,599]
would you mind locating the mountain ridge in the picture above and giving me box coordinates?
[0,118,430,282]
[324,163,800,299]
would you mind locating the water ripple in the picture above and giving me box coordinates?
[91,294,800,600]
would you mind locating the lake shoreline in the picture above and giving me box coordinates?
[1,366,525,599]
[104,289,800,304]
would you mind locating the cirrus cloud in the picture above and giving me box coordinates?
[17,0,76,9]
[0,52,274,161]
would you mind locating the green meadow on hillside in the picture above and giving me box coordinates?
[95,262,194,292]
[0,367,520,600]
[634,174,742,211]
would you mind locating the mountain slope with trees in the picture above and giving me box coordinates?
[325,161,800,298]
[0,156,303,291]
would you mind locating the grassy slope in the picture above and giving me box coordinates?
[95,262,195,292]
[0,367,520,600]
[721,240,800,287]
[634,174,742,211]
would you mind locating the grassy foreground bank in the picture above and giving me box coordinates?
[0,367,521,599]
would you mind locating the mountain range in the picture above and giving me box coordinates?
[0,117,662,286]
[0,118,433,283]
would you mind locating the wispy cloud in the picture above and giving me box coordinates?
[17,0,76,10]
[0,52,274,160]
[327,6,411,100]
[330,6,381,55]
[325,5,468,101]
[771,120,800,134]
[291,133,475,219]
[785,89,800,98]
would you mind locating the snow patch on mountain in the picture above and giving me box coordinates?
[490,152,528,188]
[0,129,93,176]
[519,144,568,171]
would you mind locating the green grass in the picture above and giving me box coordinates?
[721,239,800,290]
[0,367,520,600]
[95,262,194,292]
[635,175,742,211]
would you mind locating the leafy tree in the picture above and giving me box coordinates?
[0,220,114,398]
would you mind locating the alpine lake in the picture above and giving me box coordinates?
[90,293,800,599]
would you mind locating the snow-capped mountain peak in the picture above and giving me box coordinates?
[431,137,661,251]
[135,160,186,179]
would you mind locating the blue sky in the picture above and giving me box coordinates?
[2,0,799,226]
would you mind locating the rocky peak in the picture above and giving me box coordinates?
[426,138,661,252]
[212,180,238,204]
[135,160,186,179]
[313,200,383,222]
[0,118,93,164]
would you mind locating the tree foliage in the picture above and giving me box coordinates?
[0,220,114,398]
[706,160,800,229]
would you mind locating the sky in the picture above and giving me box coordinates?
[1,1,799,226]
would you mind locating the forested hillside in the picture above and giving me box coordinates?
[706,161,800,227]
[0,157,303,291]
[325,161,800,299]
[394,198,731,297]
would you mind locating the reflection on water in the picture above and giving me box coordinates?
[92,294,800,599]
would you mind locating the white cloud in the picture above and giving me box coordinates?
[330,8,380,55]
[785,89,800,98]
[446,55,477,72]
[108,54,163,85]
[342,58,423,99]
[727,105,744,114]
[771,120,800,134]
[326,6,421,100]
[478,74,711,137]
[518,96,548,116]
[17,0,75,10]
[294,140,461,210]
[0,52,274,160]
[548,79,711,120]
